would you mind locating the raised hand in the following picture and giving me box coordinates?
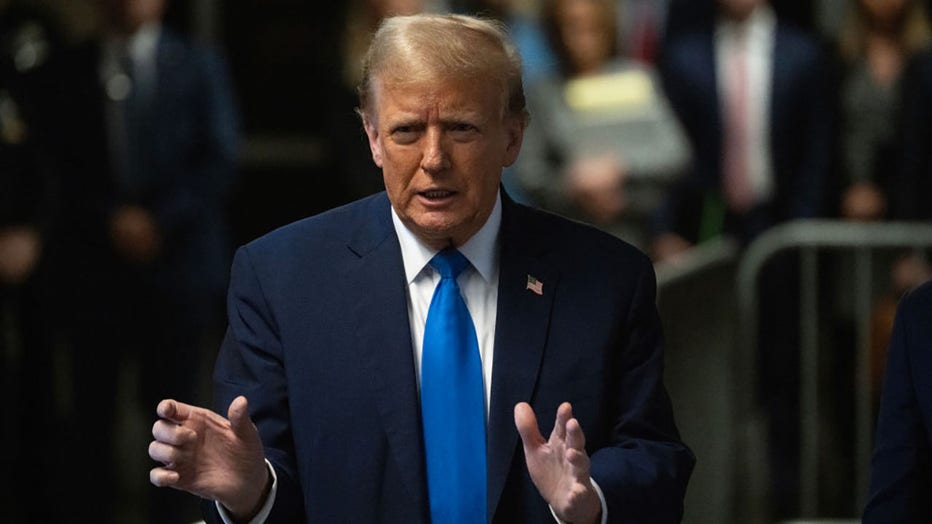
[514,402,602,524]
[149,396,271,521]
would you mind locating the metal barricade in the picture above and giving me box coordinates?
[735,220,932,521]
[656,237,740,524]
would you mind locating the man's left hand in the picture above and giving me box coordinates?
[515,402,602,524]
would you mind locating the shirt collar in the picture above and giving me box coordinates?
[391,192,502,285]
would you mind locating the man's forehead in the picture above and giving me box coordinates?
[370,76,501,119]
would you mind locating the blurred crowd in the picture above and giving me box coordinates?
[1,0,931,522]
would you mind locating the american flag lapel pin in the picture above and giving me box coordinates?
[526,275,543,296]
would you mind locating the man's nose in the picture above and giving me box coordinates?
[420,129,450,174]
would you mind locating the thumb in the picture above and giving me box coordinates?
[514,402,545,449]
[227,396,255,437]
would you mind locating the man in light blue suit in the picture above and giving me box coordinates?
[149,14,693,523]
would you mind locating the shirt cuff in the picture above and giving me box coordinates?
[215,459,278,524]
[548,477,608,524]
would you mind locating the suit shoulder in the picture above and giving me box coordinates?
[243,193,384,255]
[514,203,652,271]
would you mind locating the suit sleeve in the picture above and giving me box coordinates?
[863,287,932,522]
[209,246,306,522]
[783,41,833,220]
[590,256,695,523]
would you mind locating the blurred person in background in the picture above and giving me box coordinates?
[0,3,62,522]
[514,0,690,252]
[834,0,932,417]
[860,8,932,421]
[49,0,240,521]
[837,0,930,223]
[657,0,832,256]
[658,0,833,518]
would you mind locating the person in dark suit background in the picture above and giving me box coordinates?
[656,0,832,518]
[655,0,832,253]
[863,279,932,522]
[50,0,240,521]
[148,13,693,523]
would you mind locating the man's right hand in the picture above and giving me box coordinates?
[149,396,271,521]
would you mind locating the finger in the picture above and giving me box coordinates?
[514,402,545,449]
[152,419,196,446]
[565,417,586,451]
[157,399,195,424]
[148,440,178,465]
[150,467,180,487]
[228,396,255,438]
[550,402,572,442]
[565,419,591,480]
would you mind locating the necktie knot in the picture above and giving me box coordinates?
[430,248,469,280]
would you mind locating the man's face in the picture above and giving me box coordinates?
[363,74,524,248]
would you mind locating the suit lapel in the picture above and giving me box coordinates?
[347,195,429,518]
[486,196,559,519]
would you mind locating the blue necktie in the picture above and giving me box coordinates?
[421,248,487,524]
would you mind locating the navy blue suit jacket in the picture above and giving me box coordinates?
[212,191,694,523]
[659,21,832,242]
[864,281,932,522]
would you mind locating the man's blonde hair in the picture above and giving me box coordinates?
[357,14,528,122]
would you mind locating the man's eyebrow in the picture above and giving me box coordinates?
[386,116,424,128]
[439,111,485,124]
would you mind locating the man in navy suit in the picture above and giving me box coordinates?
[864,280,932,522]
[149,14,693,523]
[655,0,831,252]
[53,0,239,521]
[656,0,831,517]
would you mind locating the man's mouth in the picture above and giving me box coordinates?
[420,190,455,200]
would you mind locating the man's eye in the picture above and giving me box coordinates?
[391,127,419,143]
[450,123,477,133]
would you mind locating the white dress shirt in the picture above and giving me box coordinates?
[395,193,501,413]
[219,193,606,524]
[715,5,776,205]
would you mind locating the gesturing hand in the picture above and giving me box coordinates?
[149,396,271,521]
[514,402,602,524]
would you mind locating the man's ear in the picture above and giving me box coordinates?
[502,113,527,168]
[362,113,384,168]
